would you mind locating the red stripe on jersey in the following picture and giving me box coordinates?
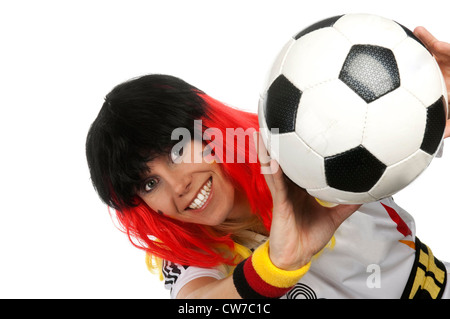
[381,203,412,237]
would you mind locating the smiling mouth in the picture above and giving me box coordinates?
[187,177,212,210]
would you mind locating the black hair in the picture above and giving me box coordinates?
[86,74,207,210]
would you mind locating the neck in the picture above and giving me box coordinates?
[225,190,269,237]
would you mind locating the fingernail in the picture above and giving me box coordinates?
[270,159,279,174]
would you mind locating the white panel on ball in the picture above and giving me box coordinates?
[307,186,376,204]
[369,149,433,199]
[333,13,407,48]
[394,37,444,107]
[281,27,351,91]
[277,132,327,189]
[296,79,367,157]
[362,87,426,166]
[261,39,296,94]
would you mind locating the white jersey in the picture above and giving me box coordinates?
[162,197,449,299]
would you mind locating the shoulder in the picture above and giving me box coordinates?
[359,197,415,234]
[162,260,228,298]
[162,260,190,291]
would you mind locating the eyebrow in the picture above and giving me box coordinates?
[140,164,154,179]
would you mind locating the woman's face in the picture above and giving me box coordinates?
[138,139,245,226]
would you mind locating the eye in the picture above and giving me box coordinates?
[143,177,159,193]
[203,145,216,163]
[170,145,184,163]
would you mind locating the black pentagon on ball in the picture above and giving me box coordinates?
[420,96,447,155]
[324,145,387,193]
[264,75,302,134]
[339,45,400,103]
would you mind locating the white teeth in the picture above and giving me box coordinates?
[188,179,212,210]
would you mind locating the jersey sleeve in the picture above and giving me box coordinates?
[162,260,228,298]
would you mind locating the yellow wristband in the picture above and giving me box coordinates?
[251,240,311,288]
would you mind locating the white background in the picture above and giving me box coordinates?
[0,0,449,298]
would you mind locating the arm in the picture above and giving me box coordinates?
[176,133,360,299]
[257,133,361,271]
[177,275,241,299]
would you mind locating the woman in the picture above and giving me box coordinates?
[86,27,450,299]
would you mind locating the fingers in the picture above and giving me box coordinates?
[414,26,438,50]
[253,131,287,204]
[414,26,450,59]
[253,131,274,192]
[253,131,281,176]
[269,159,289,204]
[445,120,450,139]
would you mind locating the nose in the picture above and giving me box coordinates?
[170,173,192,197]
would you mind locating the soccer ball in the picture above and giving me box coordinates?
[258,13,448,204]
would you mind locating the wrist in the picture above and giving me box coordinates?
[269,243,312,271]
[232,240,311,299]
[271,256,312,272]
[254,241,311,287]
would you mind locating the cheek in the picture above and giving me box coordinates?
[217,175,235,207]
[139,194,171,217]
